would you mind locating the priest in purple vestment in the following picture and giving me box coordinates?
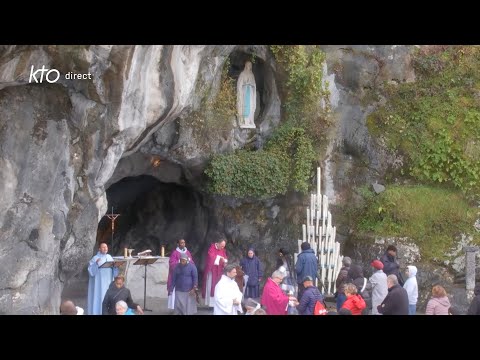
[202,238,228,307]
[261,270,298,315]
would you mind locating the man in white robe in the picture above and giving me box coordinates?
[213,264,243,315]
[87,242,118,315]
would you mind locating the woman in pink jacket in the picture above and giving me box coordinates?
[425,285,451,315]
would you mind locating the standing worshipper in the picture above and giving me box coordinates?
[335,256,352,311]
[369,260,388,315]
[425,285,451,315]
[87,242,118,315]
[170,252,199,315]
[240,248,263,299]
[102,275,143,315]
[380,245,404,286]
[341,283,367,315]
[467,283,480,315]
[202,236,228,307]
[403,265,418,315]
[213,264,243,315]
[377,274,409,315]
[261,270,298,315]
[276,248,296,295]
[234,265,246,293]
[167,239,195,310]
[295,242,318,300]
[347,264,372,314]
[297,276,324,315]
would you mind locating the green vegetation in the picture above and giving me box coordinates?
[367,46,480,199]
[204,47,331,199]
[270,45,330,143]
[264,125,316,193]
[205,60,237,137]
[205,126,316,198]
[189,59,236,147]
[356,185,480,262]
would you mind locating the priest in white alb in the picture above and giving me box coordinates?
[87,242,118,315]
[213,264,243,315]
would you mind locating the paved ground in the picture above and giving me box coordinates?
[62,274,343,315]
[62,276,214,315]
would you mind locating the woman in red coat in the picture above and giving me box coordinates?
[341,283,366,315]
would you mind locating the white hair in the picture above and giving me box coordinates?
[116,300,128,310]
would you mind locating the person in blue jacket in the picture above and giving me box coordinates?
[295,242,318,300]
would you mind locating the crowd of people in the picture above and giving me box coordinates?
[61,240,480,315]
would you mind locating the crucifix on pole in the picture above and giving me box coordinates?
[105,207,120,253]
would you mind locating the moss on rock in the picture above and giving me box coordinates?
[354,185,479,262]
[367,46,480,199]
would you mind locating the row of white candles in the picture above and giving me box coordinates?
[295,167,343,295]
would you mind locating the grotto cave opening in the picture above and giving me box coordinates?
[97,174,212,265]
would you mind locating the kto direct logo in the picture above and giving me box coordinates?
[29,65,60,83]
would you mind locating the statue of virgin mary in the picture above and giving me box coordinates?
[237,61,256,128]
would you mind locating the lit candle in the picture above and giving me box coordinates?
[161,246,165,257]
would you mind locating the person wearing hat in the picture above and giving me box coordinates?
[369,259,388,315]
[295,242,318,300]
[170,252,199,315]
[297,276,324,315]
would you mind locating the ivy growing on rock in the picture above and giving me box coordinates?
[187,58,236,150]
[270,45,331,143]
[355,185,479,262]
[205,46,329,199]
[205,126,316,198]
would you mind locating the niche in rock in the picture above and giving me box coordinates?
[96,175,212,263]
[227,50,267,127]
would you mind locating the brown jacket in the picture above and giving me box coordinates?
[234,266,245,293]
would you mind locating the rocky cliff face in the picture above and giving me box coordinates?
[320,45,416,207]
[0,45,283,314]
[2,45,448,314]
